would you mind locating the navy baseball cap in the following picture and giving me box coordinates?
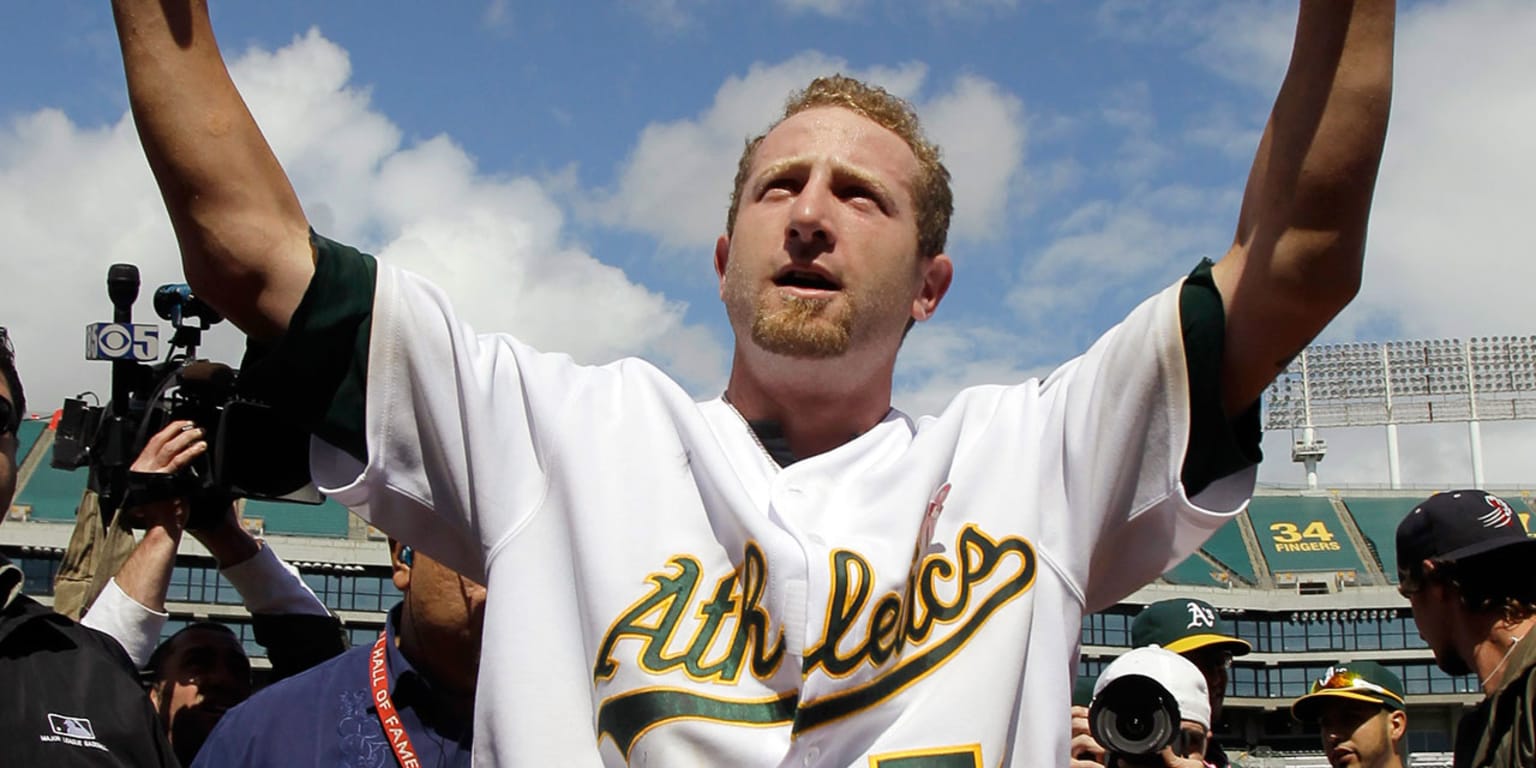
[1396,490,1536,585]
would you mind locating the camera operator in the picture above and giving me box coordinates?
[0,327,178,766]
[81,419,346,764]
[1080,646,1214,768]
[1074,598,1249,767]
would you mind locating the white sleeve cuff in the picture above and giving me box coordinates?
[80,578,167,669]
[220,543,331,617]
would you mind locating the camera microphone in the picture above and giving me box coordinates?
[107,264,140,418]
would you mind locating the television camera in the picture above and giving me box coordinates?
[51,264,320,529]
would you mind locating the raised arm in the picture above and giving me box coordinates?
[1211,0,1394,414]
[111,0,314,339]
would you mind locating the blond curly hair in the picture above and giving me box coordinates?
[725,75,953,260]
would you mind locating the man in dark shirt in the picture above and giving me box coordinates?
[1397,490,1536,767]
[0,327,178,767]
[193,540,483,766]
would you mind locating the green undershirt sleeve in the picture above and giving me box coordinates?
[238,232,374,464]
[1178,258,1262,496]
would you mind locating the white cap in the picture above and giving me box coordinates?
[1093,646,1211,729]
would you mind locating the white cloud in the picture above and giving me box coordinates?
[585,53,927,251]
[1339,0,1536,343]
[1182,103,1262,162]
[1083,0,1536,488]
[589,54,1026,253]
[1006,185,1233,341]
[1097,81,1171,183]
[1185,1,1294,91]
[482,0,512,29]
[776,0,1017,19]
[922,75,1026,241]
[1093,0,1293,90]
[1090,0,1536,349]
[622,0,702,32]
[776,0,863,17]
[0,29,726,416]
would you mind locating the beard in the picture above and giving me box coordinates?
[1435,647,1473,677]
[750,293,854,358]
[720,249,920,360]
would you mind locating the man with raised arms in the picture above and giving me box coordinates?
[106,1,1394,764]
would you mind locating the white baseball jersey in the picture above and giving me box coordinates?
[307,261,1255,766]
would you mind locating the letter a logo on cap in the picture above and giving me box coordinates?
[1186,602,1216,629]
[1479,495,1516,529]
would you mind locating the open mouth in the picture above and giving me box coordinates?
[773,268,841,291]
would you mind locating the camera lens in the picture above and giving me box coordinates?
[1089,675,1180,756]
[1117,710,1155,741]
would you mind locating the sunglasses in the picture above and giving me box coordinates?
[1310,669,1403,704]
[0,394,16,437]
[0,327,15,436]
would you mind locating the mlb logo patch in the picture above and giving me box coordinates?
[47,714,96,740]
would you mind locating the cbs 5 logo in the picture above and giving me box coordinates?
[87,323,159,362]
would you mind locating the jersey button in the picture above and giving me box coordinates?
[804,746,820,764]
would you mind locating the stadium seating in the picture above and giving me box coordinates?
[1199,517,1258,585]
[13,419,46,462]
[11,420,89,523]
[1338,496,1412,583]
[1161,552,1231,587]
[242,497,351,538]
[1245,496,1367,578]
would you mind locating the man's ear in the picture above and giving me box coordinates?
[910,253,953,322]
[714,235,731,296]
[390,539,412,592]
[1387,709,1407,740]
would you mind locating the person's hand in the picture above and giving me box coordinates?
[1070,705,1107,768]
[1155,748,1206,768]
[130,419,208,475]
[123,420,206,530]
[189,501,262,567]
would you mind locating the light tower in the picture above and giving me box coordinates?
[1264,335,1536,488]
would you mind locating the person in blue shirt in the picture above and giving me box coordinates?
[193,540,485,767]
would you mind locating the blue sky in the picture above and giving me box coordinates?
[2,1,1534,487]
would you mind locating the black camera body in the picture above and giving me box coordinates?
[51,264,320,529]
[1089,674,1185,767]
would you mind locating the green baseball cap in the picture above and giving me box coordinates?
[1290,661,1406,721]
[1130,598,1251,656]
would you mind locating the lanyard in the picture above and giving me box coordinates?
[371,630,423,768]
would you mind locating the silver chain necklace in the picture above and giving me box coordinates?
[721,392,778,466]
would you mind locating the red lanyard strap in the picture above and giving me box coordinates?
[371,630,423,768]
